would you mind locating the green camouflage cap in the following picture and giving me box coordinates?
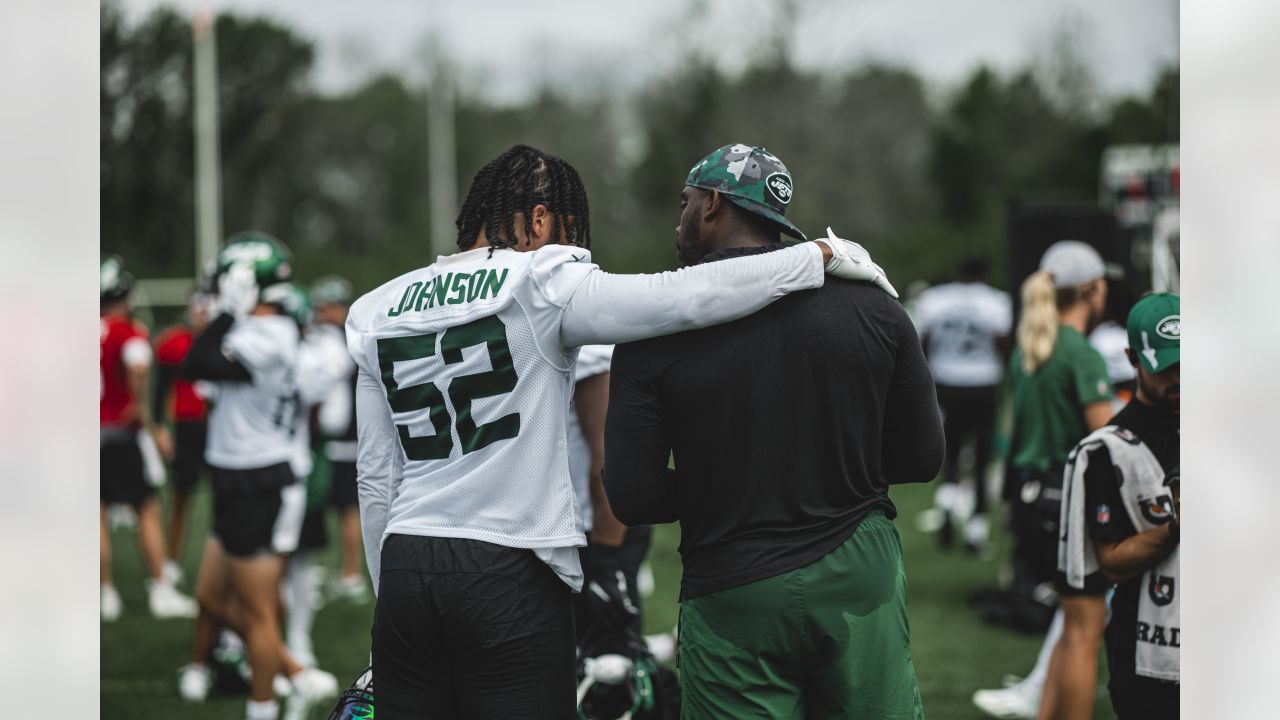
[1127,292,1179,373]
[686,144,806,241]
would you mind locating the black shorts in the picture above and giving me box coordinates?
[373,534,576,719]
[328,460,358,509]
[1055,569,1111,597]
[1108,672,1179,719]
[171,421,208,491]
[211,463,304,558]
[296,506,329,551]
[101,430,155,507]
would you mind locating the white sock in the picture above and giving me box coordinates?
[283,552,318,658]
[1024,607,1064,688]
[246,698,279,720]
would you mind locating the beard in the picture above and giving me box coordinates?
[676,220,701,266]
[1139,372,1180,413]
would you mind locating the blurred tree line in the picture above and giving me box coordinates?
[101,1,1178,296]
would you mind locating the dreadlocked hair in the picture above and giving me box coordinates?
[455,144,592,253]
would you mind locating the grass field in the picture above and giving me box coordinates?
[102,479,1116,719]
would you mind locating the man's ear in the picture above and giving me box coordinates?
[702,188,723,222]
[530,204,551,244]
[1125,347,1139,370]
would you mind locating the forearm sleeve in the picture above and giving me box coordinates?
[602,349,679,525]
[182,313,252,381]
[561,242,824,347]
[354,365,401,595]
[882,317,945,484]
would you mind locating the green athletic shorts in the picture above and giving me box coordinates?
[678,511,925,719]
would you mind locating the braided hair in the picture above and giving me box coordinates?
[455,144,592,252]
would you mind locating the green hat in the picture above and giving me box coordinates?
[685,144,806,241]
[311,275,353,306]
[1127,292,1180,373]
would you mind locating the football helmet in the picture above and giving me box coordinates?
[215,231,294,290]
[326,666,374,720]
[311,275,354,306]
[261,282,312,326]
[100,254,135,304]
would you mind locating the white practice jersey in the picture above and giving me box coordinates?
[914,281,1012,387]
[205,315,300,470]
[348,242,824,592]
[567,344,614,533]
[290,325,357,479]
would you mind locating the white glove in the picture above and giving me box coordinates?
[216,262,259,319]
[817,227,898,298]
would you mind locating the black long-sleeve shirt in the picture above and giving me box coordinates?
[603,244,944,599]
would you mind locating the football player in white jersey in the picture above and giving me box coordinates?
[180,235,335,720]
[347,144,895,717]
[914,256,1012,551]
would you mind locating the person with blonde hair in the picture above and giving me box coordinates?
[973,240,1114,719]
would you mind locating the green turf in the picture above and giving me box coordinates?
[102,480,1115,718]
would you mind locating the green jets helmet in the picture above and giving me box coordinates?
[100,254,135,304]
[260,282,312,326]
[215,231,294,289]
[311,275,354,306]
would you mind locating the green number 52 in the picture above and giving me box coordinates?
[376,315,521,461]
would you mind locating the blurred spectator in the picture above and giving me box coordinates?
[154,291,214,585]
[914,256,1012,551]
[973,241,1113,719]
[100,255,197,623]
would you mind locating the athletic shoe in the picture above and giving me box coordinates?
[645,633,676,663]
[101,584,123,622]
[329,574,370,604]
[147,579,198,619]
[965,514,991,553]
[283,668,339,720]
[177,663,213,703]
[274,674,293,697]
[163,559,185,587]
[972,678,1041,719]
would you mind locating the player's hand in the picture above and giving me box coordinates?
[216,262,259,319]
[150,425,175,461]
[816,227,898,298]
[583,546,639,634]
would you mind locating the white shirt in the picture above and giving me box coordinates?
[347,242,824,592]
[914,281,1012,387]
[567,344,615,533]
[205,315,300,470]
[289,325,357,479]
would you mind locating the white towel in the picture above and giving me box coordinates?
[1059,425,1179,681]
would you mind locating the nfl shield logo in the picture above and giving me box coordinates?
[1096,504,1111,524]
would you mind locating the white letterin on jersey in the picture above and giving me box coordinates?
[347,246,594,588]
[915,281,1012,387]
[205,315,301,470]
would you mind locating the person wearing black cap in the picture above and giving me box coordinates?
[604,144,942,718]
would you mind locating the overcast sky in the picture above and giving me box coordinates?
[119,0,1179,103]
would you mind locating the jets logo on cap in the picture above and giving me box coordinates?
[1156,315,1180,340]
[766,173,793,205]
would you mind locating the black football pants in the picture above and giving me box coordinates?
[372,534,577,719]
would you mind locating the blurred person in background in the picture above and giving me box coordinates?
[348,143,888,718]
[277,283,353,682]
[100,254,197,622]
[604,144,936,719]
[914,255,1012,552]
[154,289,215,585]
[1088,276,1139,412]
[1059,293,1179,719]
[181,235,336,720]
[309,275,369,602]
[973,240,1113,720]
